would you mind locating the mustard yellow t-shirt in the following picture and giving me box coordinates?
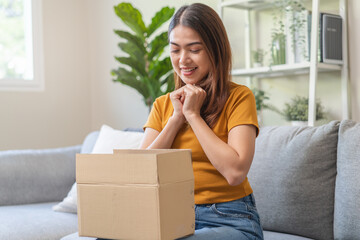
[144,82,259,204]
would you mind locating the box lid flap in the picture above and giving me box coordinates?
[76,149,193,185]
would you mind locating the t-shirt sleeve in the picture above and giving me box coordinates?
[227,86,259,136]
[143,97,163,133]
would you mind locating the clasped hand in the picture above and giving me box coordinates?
[170,84,206,122]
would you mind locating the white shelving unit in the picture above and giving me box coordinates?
[219,0,351,126]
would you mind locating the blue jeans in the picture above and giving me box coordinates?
[178,194,263,240]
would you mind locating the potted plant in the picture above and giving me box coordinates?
[270,32,286,65]
[111,3,175,112]
[270,0,307,65]
[282,95,325,125]
[252,49,265,67]
[251,87,282,123]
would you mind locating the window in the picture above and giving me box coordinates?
[0,0,44,91]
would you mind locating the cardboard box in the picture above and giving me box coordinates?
[76,149,195,240]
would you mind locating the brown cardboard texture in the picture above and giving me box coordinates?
[76,149,195,240]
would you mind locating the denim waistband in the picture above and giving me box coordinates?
[196,193,256,207]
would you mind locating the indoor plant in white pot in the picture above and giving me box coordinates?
[282,95,325,126]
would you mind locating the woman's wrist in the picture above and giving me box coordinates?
[185,112,202,125]
[169,114,186,128]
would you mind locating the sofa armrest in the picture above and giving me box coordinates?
[0,145,81,206]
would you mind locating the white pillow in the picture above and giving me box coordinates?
[53,124,144,213]
[91,124,144,153]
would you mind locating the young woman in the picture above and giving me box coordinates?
[140,3,263,240]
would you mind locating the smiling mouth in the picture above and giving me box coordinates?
[181,67,197,72]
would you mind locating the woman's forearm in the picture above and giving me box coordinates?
[186,114,253,186]
[146,116,184,149]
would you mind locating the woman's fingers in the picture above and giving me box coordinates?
[182,84,206,117]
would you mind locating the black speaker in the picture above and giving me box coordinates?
[320,13,343,64]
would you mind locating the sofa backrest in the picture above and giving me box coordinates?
[248,121,340,240]
[0,145,80,206]
[334,120,360,239]
[80,131,99,154]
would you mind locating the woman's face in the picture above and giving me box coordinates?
[169,25,211,85]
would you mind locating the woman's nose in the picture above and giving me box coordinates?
[179,51,190,64]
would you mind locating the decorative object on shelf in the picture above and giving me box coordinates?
[319,13,343,64]
[252,49,265,67]
[271,32,286,65]
[282,95,325,125]
[111,3,175,111]
[270,0,308,65]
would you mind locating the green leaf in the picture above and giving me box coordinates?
[149,57,172,81]
[114,3,146,39]
[161,72,175,94]
[115,56,147,77]
[114,30,145,53]
[147,7,175,37]
[148,31,169,61]
[111,67,149,98]
[143,77,157,102]
[118,42,145,66]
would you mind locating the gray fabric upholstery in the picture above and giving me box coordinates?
[61,232,97,240]
[248,121,340,240]
[334,120,360,239]
[0,145,80,206]
[80,131,99,154]
[264,231,313,240]
[0,202,78,240]
[61,231,314,240]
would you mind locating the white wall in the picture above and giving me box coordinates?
[0,0,91,150]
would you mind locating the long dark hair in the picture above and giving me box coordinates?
[168,3,232,128]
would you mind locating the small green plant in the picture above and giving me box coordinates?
[251,88,282,114]
[252,49,265,67]
[282,95,325,121]
[111,3,175,111]
[270,32,286,65]
[270,0,307,65]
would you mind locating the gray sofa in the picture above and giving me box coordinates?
[0,131,99,240]
[1,120,359,240]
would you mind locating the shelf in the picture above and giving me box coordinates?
[221,0,350,126]
[220,0,311,10]
[220,0,273,10]
[231,62,342,78]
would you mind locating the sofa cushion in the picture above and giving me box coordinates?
[91,124,144,153]
[264,231,313,240]
[80,131,99,154]
[334,120,360,239]
[248,121,339,240]
[0,202,78,240]
[61,232,96,240]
